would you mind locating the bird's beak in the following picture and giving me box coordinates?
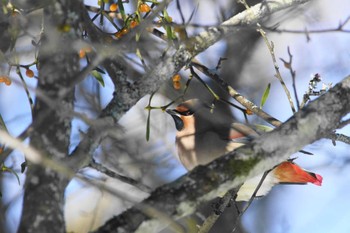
[166,109,184,131]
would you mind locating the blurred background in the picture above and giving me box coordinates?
[1,0,350,232]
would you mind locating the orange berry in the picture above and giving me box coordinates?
[25,69,34,78]
[173,81,181,90]
[115,28,128,38]
[0,76,11,85]
[109,3,118,12]
[121,28,128,35]
[79,49,86,58]
[115,31,122,38]
[172,74,181,82]
[139,3,151,13]
[130,20,138,28]
[245,109,253,115]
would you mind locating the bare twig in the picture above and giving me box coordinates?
[262,15,350,36]
[198,191,235,233]
[300,73,331,108]
[257,26,296,113]
[280,46,300,109]
[231,169,271,233]
[89,160,152,193]
[330,133,350,146]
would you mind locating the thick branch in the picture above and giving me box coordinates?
[95,76,350,232]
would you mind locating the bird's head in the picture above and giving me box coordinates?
[166,99,203,131]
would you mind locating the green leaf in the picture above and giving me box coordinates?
[94,67,106,74]
[145,92,156,141]
[254,124,274,132]
[260,83,271,108]
[91,70,105,87]
[1,164,21,185]
[146,110,151,141]
[163,10,176,40]
[117,0,126,21]
[9,168,21,185]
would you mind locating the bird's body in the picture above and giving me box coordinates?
[167,99,322,201]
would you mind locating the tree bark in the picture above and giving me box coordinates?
[18,1,83,232]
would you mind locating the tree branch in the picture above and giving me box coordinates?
[95,76,350,232]
[68,0,311,172]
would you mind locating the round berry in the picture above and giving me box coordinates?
[139,3,151,13]
[0,76,11,85]
[79,49,86,58]
[245,109,253,115]
[26,69,34,78]
[173,81,181,90]
[130,20,138,29]
[115,31,122,38]
[115,28,128,38]
[172,74,181,82]
[109,3,118,12]
[121,28,128,35]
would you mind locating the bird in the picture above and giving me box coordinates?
[166,99,322,201]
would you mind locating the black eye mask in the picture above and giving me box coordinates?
[176,109,194,116]
[170,114,184,131]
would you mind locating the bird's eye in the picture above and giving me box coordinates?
[177,110,194,116]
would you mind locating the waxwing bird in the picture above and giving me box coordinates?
[167,99,323,201]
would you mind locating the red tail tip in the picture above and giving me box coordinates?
[312,174,323,186]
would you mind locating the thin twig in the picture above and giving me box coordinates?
[262,15,350,35]
[175,0,185,24]
[231,168,272,233]
[280,46,300,109]
[257,26,296,113]
[198,191,234,233]
[189,66,220,100]
[329,133,350,146]
[89,160,152,193]
[299,73,330,109]
[15,66,34,115]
